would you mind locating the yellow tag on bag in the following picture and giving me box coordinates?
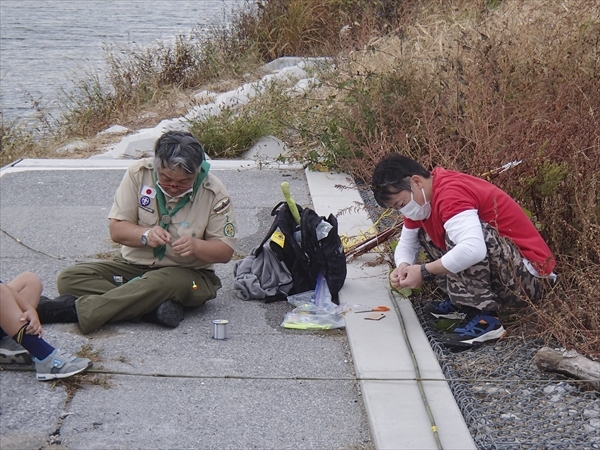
[270,230,285,248]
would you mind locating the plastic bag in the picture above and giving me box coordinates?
[281,273,347,329]
[313,272,332,308]
[281,311,345,330]
[286,290,315,307]
[315,220,333,241]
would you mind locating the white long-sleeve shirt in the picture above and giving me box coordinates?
[394,209,555,279]
[394,209,485,274]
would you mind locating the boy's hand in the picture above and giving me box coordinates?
[396,264,425,289]
[390,263,410,288]
[21,309,43,337]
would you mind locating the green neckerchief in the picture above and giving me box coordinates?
[153,160,210,260]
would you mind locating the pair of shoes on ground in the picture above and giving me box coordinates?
[0,336,32,365]
[425,298,505,347]
[38,293,184,329]
[0,337,92,380]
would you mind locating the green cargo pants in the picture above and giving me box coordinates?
[57,256,222,334]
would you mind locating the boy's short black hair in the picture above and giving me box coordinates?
[371,154,430,207]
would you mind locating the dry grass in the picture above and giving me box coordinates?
[51,343,112,397]
[308,0,599,357]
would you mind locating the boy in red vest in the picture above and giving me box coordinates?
[371,154,556,347]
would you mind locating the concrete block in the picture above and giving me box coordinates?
[184,103,221,121]
[256,73,279,90]
[233,82,261,101]
[109,129,162,159]
[214,90,249,109]
[193,90,216,103]
[298,57,334,71]
[286,77,320,96]
[262,56,334,73]
[56,140,90,154]
[275,65,308,82]
[156,118,189,133]
[262,56,306,72]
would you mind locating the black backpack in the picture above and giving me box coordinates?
[256,201,347,303]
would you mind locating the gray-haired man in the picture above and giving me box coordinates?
[38,131,237,334]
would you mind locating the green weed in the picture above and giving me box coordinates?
[189,88,294,158]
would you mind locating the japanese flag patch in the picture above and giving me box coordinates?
[141,185,156,198]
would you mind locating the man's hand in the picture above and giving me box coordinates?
[148,227,172,248]
[110,220,173,248]
[21,309,43,337]
[172,235,197,257]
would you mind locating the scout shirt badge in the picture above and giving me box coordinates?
[213,198,235,237]
[139,185,156,212]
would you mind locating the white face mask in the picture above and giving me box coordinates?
[399,187,431,221]
[157,183,194,199]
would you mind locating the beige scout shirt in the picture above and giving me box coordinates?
[108,158,237,270]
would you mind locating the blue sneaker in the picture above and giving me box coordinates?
[424,298,466,320]
[441,312,505,347]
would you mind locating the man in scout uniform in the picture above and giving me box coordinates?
[37,131,237,334]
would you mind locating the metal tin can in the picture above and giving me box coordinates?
[212,319,230,340]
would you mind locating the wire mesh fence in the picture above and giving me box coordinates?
[411,301,600,450]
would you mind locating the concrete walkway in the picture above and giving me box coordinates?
[0,158,476,449]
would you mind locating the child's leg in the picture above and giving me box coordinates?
[0,284,54,360]
[0,279,29,363]
[6,271,43,309]
[0,282,93,380]
[1,283,34,337]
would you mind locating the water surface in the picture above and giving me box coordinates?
[0,0,244,123]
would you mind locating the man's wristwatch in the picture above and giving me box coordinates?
[141,229,151,246]
[420,263,435,282]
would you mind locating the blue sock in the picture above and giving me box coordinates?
[0,328,7,339]
[13,325,54,361]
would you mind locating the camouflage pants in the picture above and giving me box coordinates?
[419,222,544,312]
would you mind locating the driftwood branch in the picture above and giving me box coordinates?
[534,347,600,391]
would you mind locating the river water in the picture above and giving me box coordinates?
[0,0,244,124]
